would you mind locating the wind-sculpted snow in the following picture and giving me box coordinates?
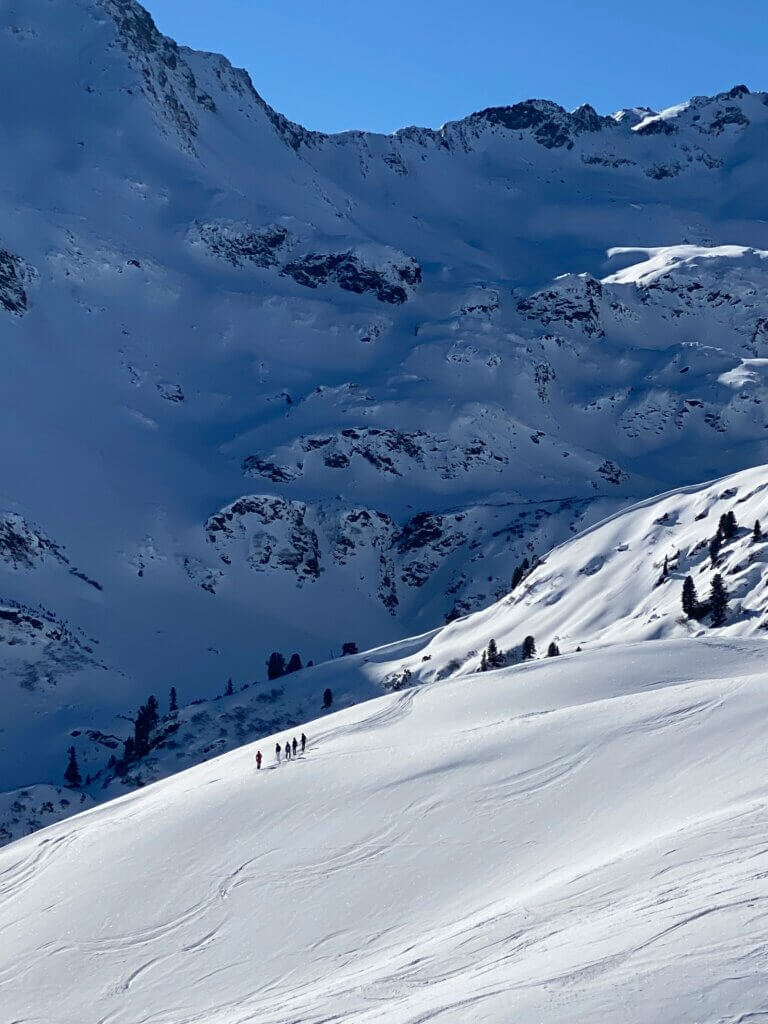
[3,639,768,1022]
[4,0,768,830]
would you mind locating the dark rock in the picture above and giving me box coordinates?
[0,248,30,315]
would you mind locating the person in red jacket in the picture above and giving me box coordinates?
[255,750,262,770]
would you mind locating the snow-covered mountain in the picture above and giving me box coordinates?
[4,636,768,1022]
[4,461,765,845]
[4,0,768,832]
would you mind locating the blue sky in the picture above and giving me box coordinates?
[147,0,767,134]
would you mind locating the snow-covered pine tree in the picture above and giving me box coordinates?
[547,641,560,657]
[169,686,178,713]
[479,650,488,672]
[710,574,728,627]
[682,575,698,618]
[323,688,333,708]
[522,635,536,661]
[64,746,82,788]
[225,678,234,696]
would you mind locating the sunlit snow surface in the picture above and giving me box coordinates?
[2,637,767,1022]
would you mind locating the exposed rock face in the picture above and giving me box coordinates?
[205,497,321,583]
[0,602,101,691]
[282,249,421,304]
[245,428,508,483]
[470,99,613,149]
[0,515,66,569]
[189,222,290,268]
[99,0,214,146]
[517,276,605,337]
[0,247,33,315]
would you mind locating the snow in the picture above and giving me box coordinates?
[2,637,768,1022]
[369,464,768,687]
[4,0,768,841]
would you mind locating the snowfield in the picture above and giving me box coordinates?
[2,637,768,1022]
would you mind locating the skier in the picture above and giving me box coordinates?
[292,737,298,757]
[255,750,262,770]
[275,742,281,764]
[301,732,306,754]
[285,741,291,761]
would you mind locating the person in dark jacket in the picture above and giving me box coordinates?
[285,741,291,761]
[275,742,281,764]
[301,732,307,753]
[256,750,262,770]
[292,737,298,757]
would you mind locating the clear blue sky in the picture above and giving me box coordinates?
[147,0,767,134]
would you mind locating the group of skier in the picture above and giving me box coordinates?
[254,732,306,769]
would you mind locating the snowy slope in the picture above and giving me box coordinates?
[5,0,768,828]
[366,464,768,687]
[3,637,768,1022]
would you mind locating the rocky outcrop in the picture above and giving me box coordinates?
[205,496,321,583]
[245,428,508,483]
[517,275,604,337]
[282,248,421,304]
[469,99,613,149]
[189,221,290,268]
[0,514,67,569]
[0,247,34,315]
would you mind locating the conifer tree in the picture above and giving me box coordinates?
[710,573,728,627]
[134,705,150,757]
[225,678,234,696]
[681,575,698,618]
[522,635,536,661]
[266,652,286,680]
[323,687,333,708]
[511,557,530,591]
[342,642,359,656]
[486,638,501,668]
[64,746,82,788]
[547,641,560,657]
[146,695,159,729]
[169,686,178,713]
[479,650,488,672]
[709,531,722,566]
[286,653,303,673]
[754,519,762,542]
[122,736,136,762]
